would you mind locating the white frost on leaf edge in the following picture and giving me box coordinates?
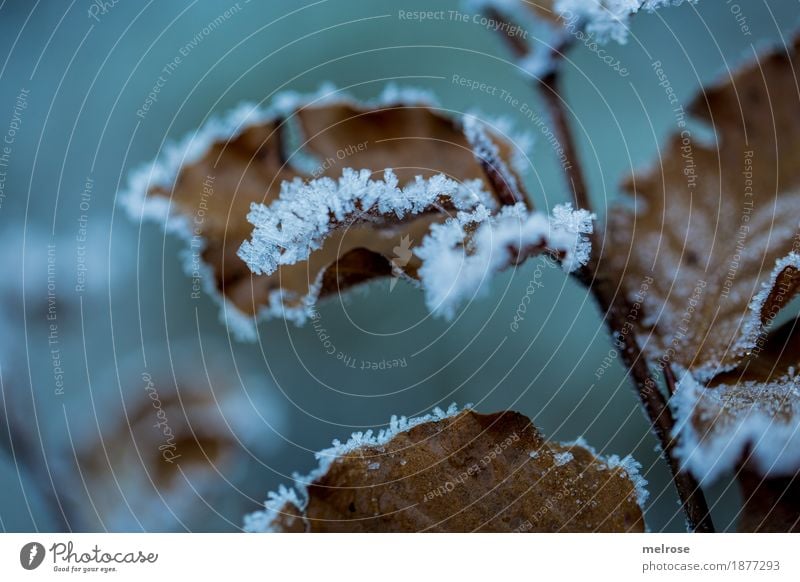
[463,114,526,203]
[672,370,800,484]
[562,436,650,511]
[243,409,649,532]
[119,84,534,340]
[237,168,496,276]
[244,405,647,532]
[416,202,594,320]
[243,403,467,532]
[738,253,800,351]
[469,112,535,180]
[685,253,800,382]
[120,192,262,341]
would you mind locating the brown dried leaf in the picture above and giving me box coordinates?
[711,318,800,385]
[606,39,800,379]
[248,408,646,533]
[672,317,800,486]
[124,89,527,337]
[605,40,800,482]
[296,105,516,192]
[672,368,800,484]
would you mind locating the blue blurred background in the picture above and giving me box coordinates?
[0,0,797,532]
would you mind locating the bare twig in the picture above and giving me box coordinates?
[486,10,715,532]
[539,70,592,213]
[485,7,530,58]
[576,268,715,532]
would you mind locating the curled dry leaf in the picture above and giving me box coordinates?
[236,168,498,317]
[673,317,800,484]
[672,367,800,484]
[469,0,696,75]
[240,186,593,321]
[245,406,647,533]
[122,86,530,339]
[605,39,800,483]
[672,314,800,494]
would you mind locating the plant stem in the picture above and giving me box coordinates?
[577,268,715,532]
[485,11,715,532]
[544,68,715,533]
[539,71,592,212]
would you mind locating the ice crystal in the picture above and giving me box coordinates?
[553,451,574,466]
[416,202,594,319]
[238,169,494,276]
[466,0,697,75]
[672,370,800,484]
[562,437,650,509]
[244,403,466,532]
[121,84,533,338]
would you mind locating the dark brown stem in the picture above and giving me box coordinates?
[538,71,592,213]
[485,8,530,58]
[486,9,715,532]
[577,266,715,532]
[485,10,589,211]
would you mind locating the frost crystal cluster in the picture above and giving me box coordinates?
[417,203,594,319]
